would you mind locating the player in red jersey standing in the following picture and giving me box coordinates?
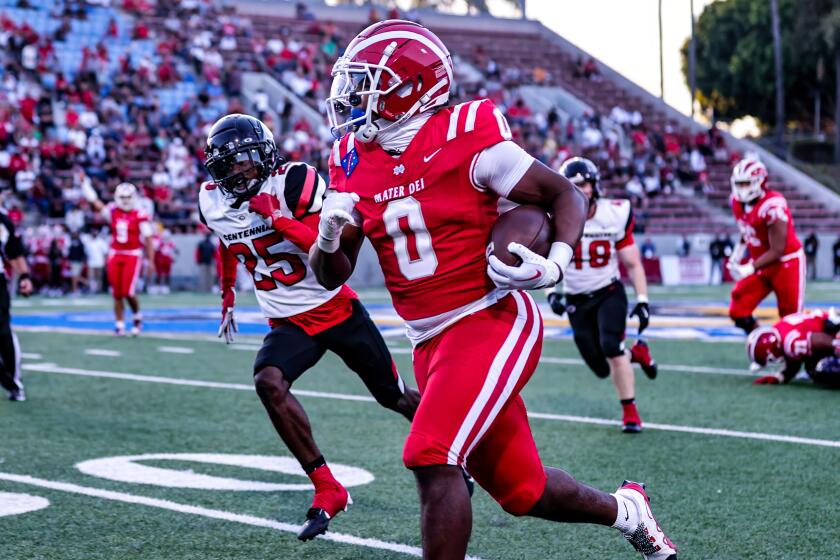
[747,309,840,387]
[82,182,155,336]
[728,158,804,334]
[153,229,177,293]
[312,20,677,560]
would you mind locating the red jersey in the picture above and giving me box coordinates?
[774,310,828,362]
[107,204,150,253]
[156,238,176,262]
[329,99,512,322]
[731,190,801,261]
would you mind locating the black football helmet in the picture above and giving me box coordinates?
[204,114,279,200]
[559,157,601,198]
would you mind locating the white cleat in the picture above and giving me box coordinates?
[131,319,142,337]
[615,481,678,559]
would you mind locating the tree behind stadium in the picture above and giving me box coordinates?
[683,0,839,158]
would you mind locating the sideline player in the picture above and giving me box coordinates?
[199,113,420,541]
[81,182,154,336]
[728,157,804,333]
[153,228,177,293]
[313,20,677,560]
[546,157,658,433]
[0,209,33,401]
[748,309,840,387]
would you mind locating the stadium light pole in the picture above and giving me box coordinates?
[689,0,697,120]
[658,0,664,100]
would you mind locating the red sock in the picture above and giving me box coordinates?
[308,465,348,515]
[621,400,641,425]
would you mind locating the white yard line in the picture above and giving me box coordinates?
[0,472,431,558]
[83,349,122,357]
[539,356,751,377]
[20,352,41,360]
[22,363,840,449]
[157,346,195,355]
[527,412,840,449]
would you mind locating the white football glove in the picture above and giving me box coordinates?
[218,288,237,344]
[727,260,755,281]
[487,242,561,290]
[317,191,360,253]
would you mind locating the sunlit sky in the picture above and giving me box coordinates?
[389,0,719,117]
[524,0,718,116]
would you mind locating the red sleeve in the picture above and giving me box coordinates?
[615,207,635,250]
[218,243,238,292]
[275,214,318,251]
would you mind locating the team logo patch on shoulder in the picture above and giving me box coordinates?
[341,148,359,178]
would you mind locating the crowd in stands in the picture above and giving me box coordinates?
[0,0,740,294]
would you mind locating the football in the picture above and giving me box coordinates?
[488,205,553,266]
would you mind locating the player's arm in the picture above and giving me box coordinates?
[752,219,787,270]
[140,220,155,263]
[808,332,840,357]
[217,240,239,343]
[310,220,364,290]
[618,243,651,333]
[248,192,318,250]
[479,142,587,289]
[505,161,587,270]
[311,191,365,290]
[80,176,106,213]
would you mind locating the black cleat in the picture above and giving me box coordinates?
[297,508,332,541]
[622,422,642,434]
[630,340,658,380]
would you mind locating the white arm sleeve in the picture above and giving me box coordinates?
[139,220,153,239]
[470,140,535,198]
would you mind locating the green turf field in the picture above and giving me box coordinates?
[3,307,839,560]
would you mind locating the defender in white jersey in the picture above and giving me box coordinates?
[200,114,419,541]
[547,158,659,433]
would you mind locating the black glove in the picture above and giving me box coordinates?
[629,301,650,334]
[547,292,566,316]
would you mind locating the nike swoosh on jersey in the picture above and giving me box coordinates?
[423,148,442,163]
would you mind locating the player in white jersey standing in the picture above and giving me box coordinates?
[199,114,420,540]
[546,158,658,433]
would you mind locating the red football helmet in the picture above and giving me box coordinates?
[731,157,768,203]
[746,326,784,366]
[326,19,453,142]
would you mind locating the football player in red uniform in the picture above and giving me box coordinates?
[747,309,840,387]
[312,20,677,560]
[728,158,804,334]
[153,229,177,293]
[82,182,155,336]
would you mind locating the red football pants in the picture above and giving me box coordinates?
[404,291,547,515]
[107,253,141,299]
[730,252,805,320]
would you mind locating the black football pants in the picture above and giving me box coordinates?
[0,278,22,393]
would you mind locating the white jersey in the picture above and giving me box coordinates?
[563,198,634,295]
[198,162,333,319]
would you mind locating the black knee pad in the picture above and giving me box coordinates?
[733,316,758,334]
[600,333,625,361]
